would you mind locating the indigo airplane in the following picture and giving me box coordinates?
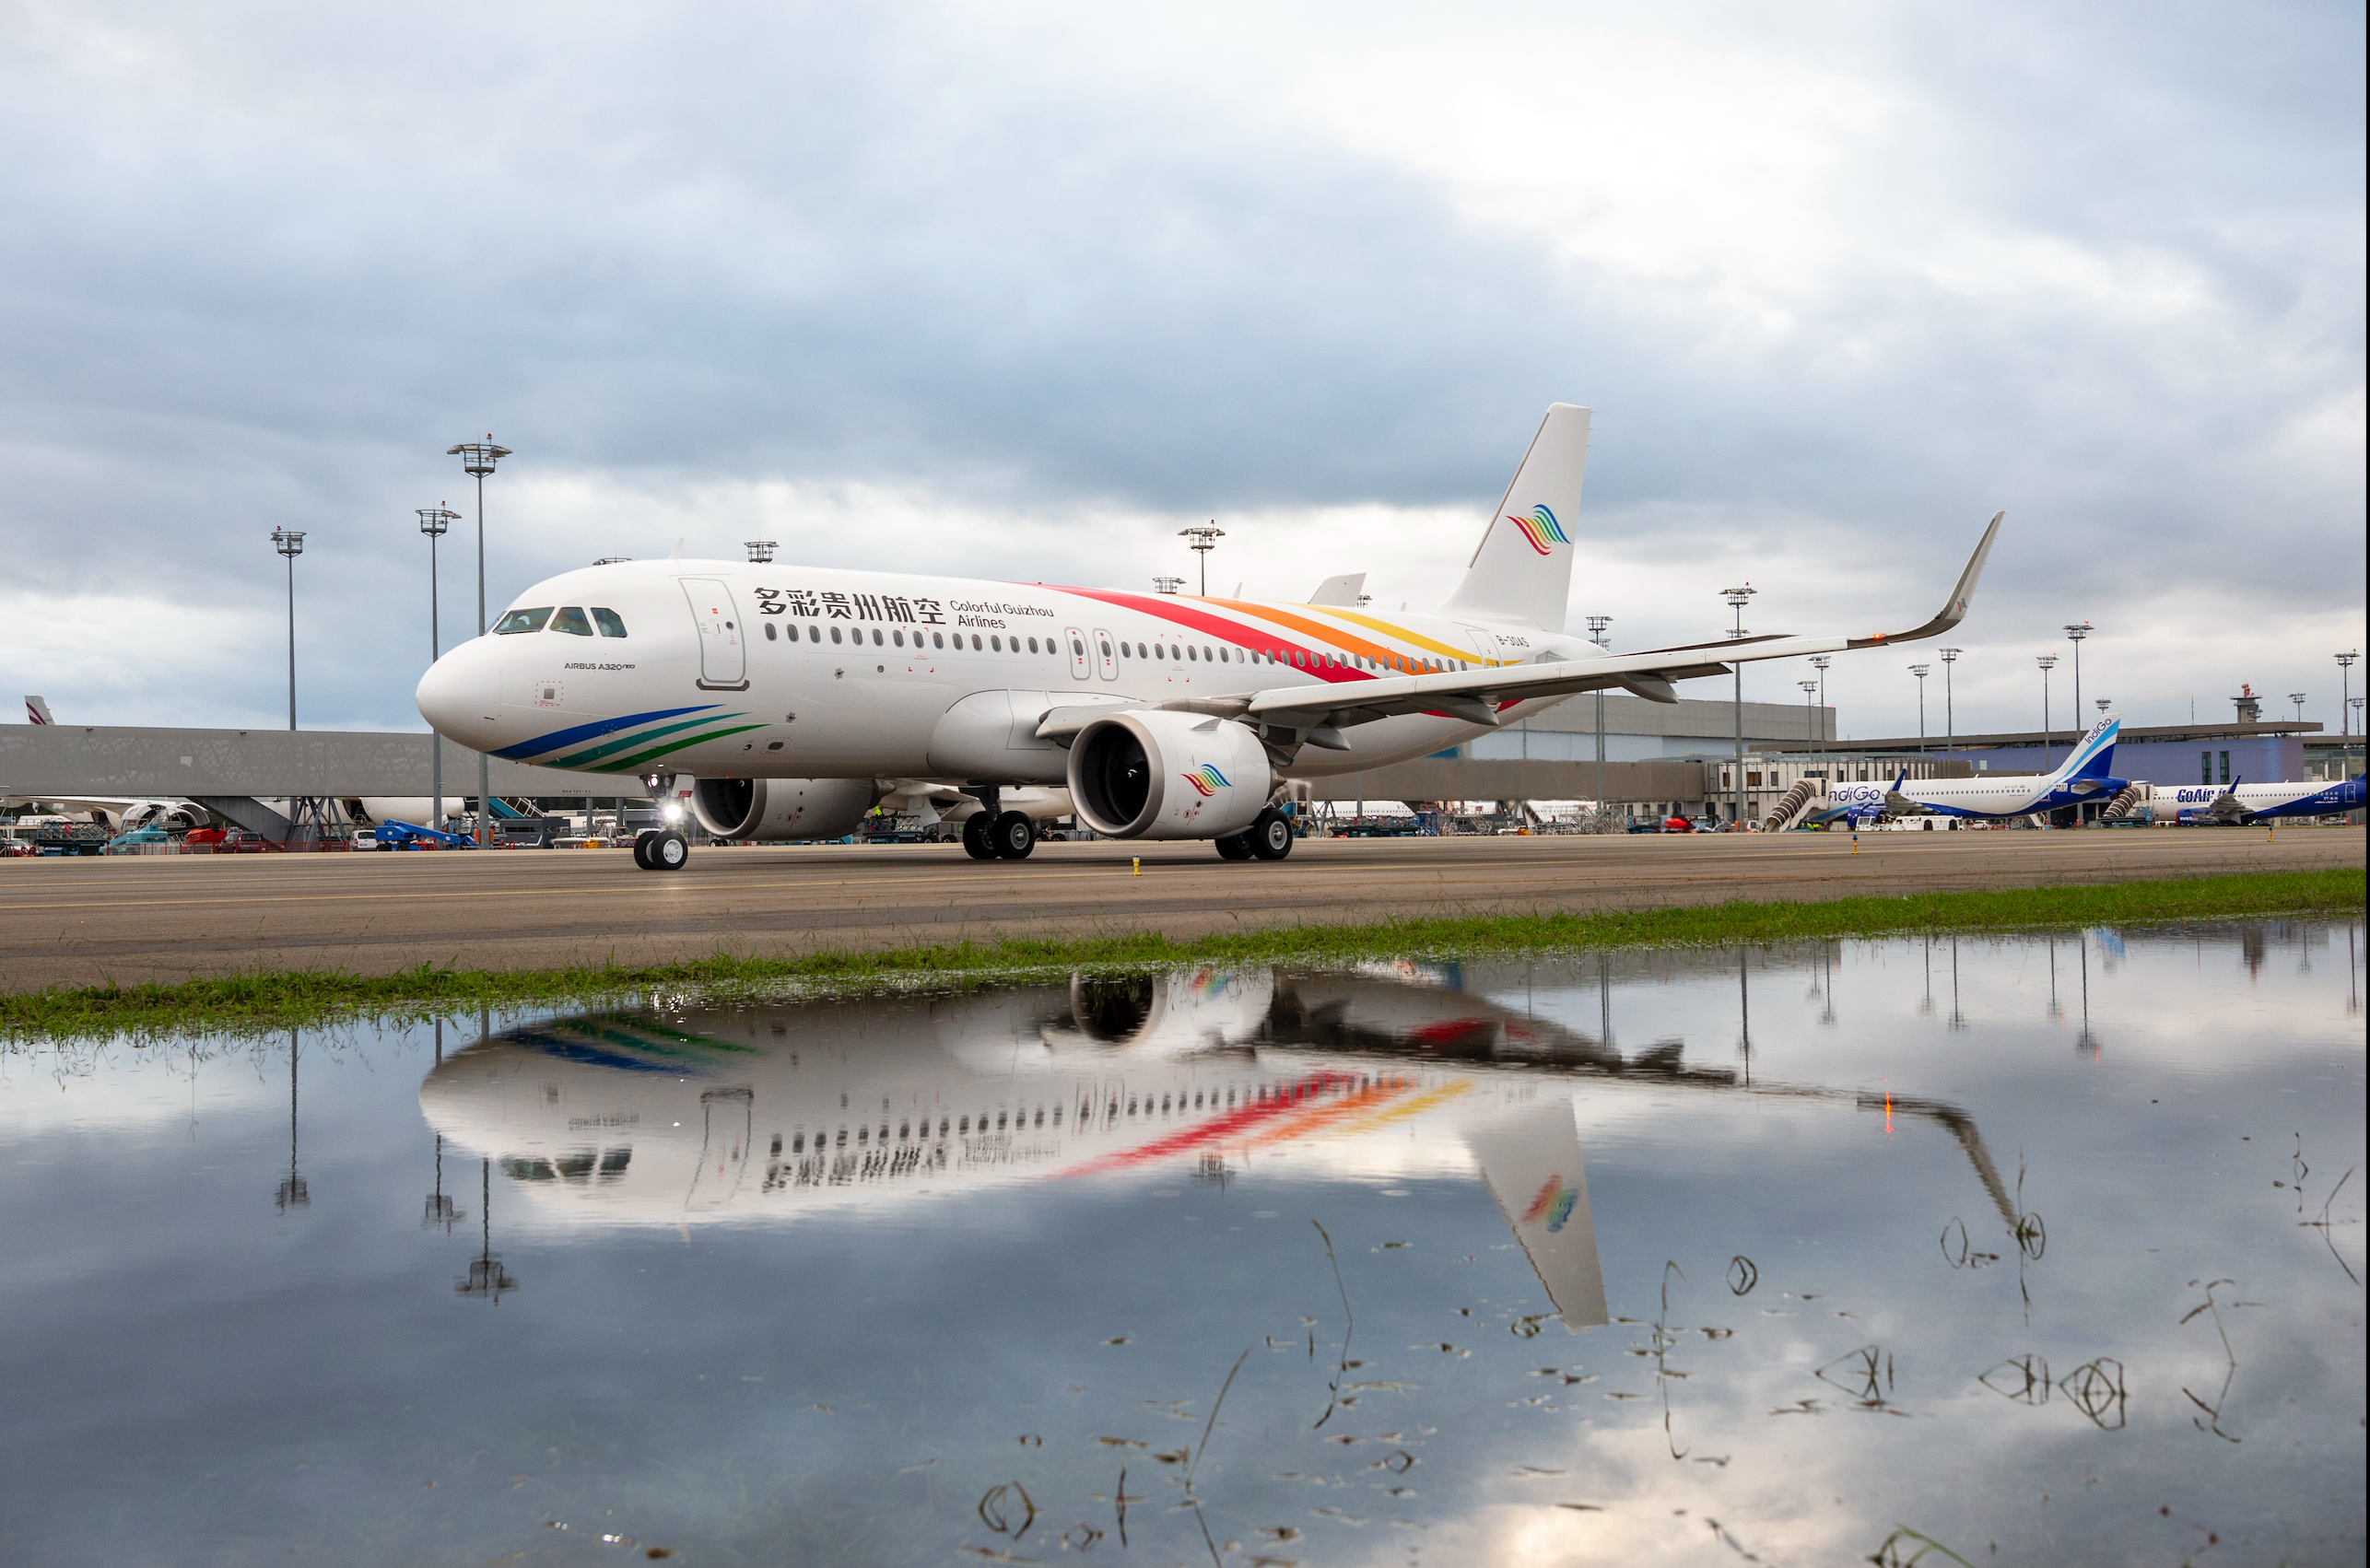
[1822,712,2127,826]
[416,405,2003,870]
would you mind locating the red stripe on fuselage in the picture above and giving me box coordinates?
[1038,585,1372,686]
[1059,1070,1370,1176]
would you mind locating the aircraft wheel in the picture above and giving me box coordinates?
[646,829,690,871]
[961,813,997,860]
[1250,808,1295,861]
[632,829,658,870]
[990,810,1037,860]
[1214,831,1254,860]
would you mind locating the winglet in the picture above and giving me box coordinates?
[1849,511,2003,648]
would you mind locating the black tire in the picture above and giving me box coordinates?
[1214,831,1254,860]
[649,829,690,871]
[961,814,996,860]
[1250,808,1295,860]
[632,829,657,870]
[991,810,1037,860]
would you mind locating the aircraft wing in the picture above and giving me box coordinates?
[1240,512,2003,728]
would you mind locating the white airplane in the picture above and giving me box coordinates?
[11,696,215,830]
[415,405,2005,870]
[2153,774,2366,825]
[1821,712,2128,826]
[419,963,2023,1328]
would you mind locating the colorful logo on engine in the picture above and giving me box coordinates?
[1181,765,1230,797]
[1521,1175,1579,1233]
[1508,504,1568,556]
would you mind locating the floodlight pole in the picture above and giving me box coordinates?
[2063,622,2091,729]
[2037,654,2059,769]
[1152,576,1184,596]
[745,541,777,564]
[1909,665,1930,757]
[1721,586,1754,828]
[419,507,458,825]
[1587,615,1613,827]
[271,529,306,731]
[1810,655,1831,769]
[1938,649,1961,761]
[448,439,512,845]
[2339,651,2358,741]
[1179,524,1225,596]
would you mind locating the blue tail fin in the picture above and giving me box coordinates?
[2061,713,2120,781]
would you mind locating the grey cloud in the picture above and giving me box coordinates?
[0,1,2359,730]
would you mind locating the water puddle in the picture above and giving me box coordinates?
[3,922,2362,1564]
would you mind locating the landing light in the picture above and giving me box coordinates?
[662,803,684,823]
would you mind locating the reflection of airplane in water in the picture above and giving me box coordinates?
[420,960,2020,1328]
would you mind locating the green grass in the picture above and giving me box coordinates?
[4,866,2360,1043]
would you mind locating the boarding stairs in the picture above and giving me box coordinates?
[2099,783,2149,823]
[1760,778,1824,834]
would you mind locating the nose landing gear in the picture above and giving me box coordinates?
[634,828,690,871]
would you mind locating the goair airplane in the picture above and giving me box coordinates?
[415,405,2003,870]
[1823,712,2127,826]
[2156,775,2367,825]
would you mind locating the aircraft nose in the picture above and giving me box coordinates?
[416,642,502,750]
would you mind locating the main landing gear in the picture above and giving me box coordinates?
[633,828,690,871]
[964,811,1039,860]
[1214,807,1294,862]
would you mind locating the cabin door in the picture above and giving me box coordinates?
[680,579,748,690]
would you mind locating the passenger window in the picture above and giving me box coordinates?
[549,606,594,637]
[492,607,553,635]
[830,626,843,644]
[933,632,944,649]
[808,624,820,642]
[764,622,778,641]
[872,628,884,646]
[591,607,628,637]
[991,636,1002,651]
[1030,637,1041,653]
[893,629,905,647]
[975,635,986,650]
[1187,646,1197,661]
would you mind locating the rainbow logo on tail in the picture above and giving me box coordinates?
[1508,505,1568,556]
[1522,1174,1579,1233]
[1181,765,1230,797]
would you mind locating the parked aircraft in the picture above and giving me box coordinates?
[419,962,2021,1328]
[415,406,2004,870]
[2158,775,2366,825]
[1822,713,2127,826]
[9,696,212,830]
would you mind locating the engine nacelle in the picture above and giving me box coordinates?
[1066,711,1272,840]
[686,777,880,841]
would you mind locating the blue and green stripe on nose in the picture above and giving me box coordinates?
[492,705,771,772]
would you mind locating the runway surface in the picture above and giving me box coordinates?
[3,827,2358,990]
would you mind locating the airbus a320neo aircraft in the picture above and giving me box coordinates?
[416,405,2003,871]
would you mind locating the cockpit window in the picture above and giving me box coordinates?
[492,607,553,635]
[549,606,594,637]
[591,607,628,638]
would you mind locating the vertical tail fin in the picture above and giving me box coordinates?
[2059,713,2121,780]
[1437,404,1590,633]
[25,696,54,725]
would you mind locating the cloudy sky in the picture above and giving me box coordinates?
[3,1,2362,740]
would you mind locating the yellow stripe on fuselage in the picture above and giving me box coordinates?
[1203,599,1500,671]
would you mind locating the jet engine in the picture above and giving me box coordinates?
[686,777,880,841]
[1066,711,1272,840]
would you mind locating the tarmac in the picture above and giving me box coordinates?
[2,828,2359,990]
